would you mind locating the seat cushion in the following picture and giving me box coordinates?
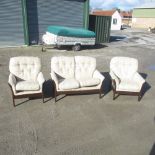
[59,79,79,90]
[117,80,141,92]
[16,81,40,91]
[79,78,100,87]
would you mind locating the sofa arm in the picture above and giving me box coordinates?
[93,70,105,83]
[8,73,17,94]
[37,72,45,89]
[133,72,145,87]
[109,71,120,87]
[50,70,59,90]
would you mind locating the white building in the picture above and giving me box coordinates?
[92,10,122,30]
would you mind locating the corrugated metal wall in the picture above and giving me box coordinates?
[0,0,24,46]
[89,15,111,43]
[26,0,85,45]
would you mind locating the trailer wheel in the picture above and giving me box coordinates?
[72,44,81,51]
[56,45,61,49]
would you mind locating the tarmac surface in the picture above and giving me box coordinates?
[0,28,155,155]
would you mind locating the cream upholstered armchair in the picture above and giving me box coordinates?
[51,56,105,102]
[8,57,45,106]
[110,57,145,101]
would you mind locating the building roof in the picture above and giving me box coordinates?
[135,2,155,9]
[120,11,132,17]
[91,10,116,16]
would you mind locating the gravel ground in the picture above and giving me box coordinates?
[0,28,155,155]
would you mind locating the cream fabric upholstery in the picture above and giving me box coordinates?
[57,85,102,92]
[51,56,104,91]
[110,57,138,80]
[8,73,17,94]
[110,57,145,92]
[109,71,120,88]
[8,56,45,96]
[9,57,41,81]
[37,72,45,90]
[59,79,79,90]
[117,80,141,92]
[51,56,75,79]
[75,56,96,79]
[16,81,40,91]
[79,78,100,87]
[93,70,105,86]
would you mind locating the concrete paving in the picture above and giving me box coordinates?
[0,28,155,155]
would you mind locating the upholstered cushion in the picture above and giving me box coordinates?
[117,80,142,92]
[59,79,79,90]
[75,56,96,79]
[79,78,100,87]
[51,56,75,79]
[110,57,138,80]
[9,57,41,81]
[16,81,40,91]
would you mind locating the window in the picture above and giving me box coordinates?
[113,18,117,25]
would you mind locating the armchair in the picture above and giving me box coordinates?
[8,57,45,106]
[110,57,145,101]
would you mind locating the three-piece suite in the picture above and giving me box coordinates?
[8,56,145,107]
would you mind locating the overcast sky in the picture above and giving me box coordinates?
[90,0,154,10]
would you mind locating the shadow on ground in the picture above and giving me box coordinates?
[14,98,31,107]
[101,72,112,95]
[110,36,126,42]
[140,73,151,100]
[83,44,108,50]
[42,79,55,103]
[41,44,108,52]
[150,143,155,155]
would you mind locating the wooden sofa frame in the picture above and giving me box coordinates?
[52,80,104,102]
[8,83,44,107]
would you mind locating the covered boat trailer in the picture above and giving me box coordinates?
[42,26,96,51]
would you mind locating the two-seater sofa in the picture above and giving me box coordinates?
[50,56,105,102]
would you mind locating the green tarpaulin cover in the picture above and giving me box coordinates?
[47,26,95,38]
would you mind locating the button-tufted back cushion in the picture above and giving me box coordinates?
[9,57,41,81]
[110,57,138,80]
[51,56,75,79]
[75,56,96,79]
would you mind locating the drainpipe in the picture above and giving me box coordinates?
[21,0,29,45]
[83,0,89,29]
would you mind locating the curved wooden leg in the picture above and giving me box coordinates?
[42,93,44,103]
[54,91,57,103]
[113,91,115,100]
[138,94,141,102]
[99,89,102,99]
[12,96,15,107]
[55,96,57,103]
[138,85,144,101]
